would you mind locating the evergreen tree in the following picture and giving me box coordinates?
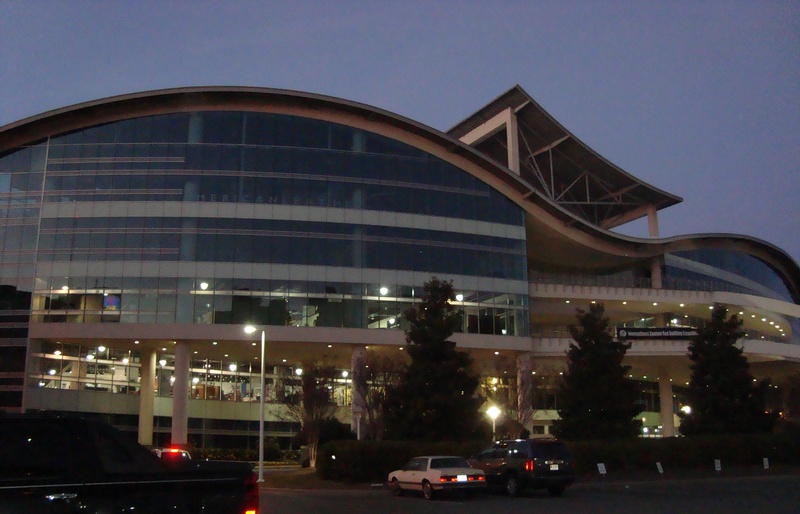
[383,277,485,441]
[552,303,641,440]
[679,304,777,435]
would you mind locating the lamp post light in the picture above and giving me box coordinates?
[486,405,501,441]
[244,325,265,483]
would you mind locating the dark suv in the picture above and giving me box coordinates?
[470,438,575,496]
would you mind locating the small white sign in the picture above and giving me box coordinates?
[714,459,722,472]
[763,458,769,470]
[597,463,607,475]
[656,462,664,475]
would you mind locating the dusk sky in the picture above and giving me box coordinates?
[2,1,798,263]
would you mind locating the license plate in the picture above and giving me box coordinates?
[457,475,467,482]
[550,464,559,471]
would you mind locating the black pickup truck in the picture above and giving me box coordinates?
[0,414,260,514]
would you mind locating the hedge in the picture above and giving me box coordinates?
[316,432,800,482]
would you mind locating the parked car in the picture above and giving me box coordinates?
[470,438,575,496]
[152,447,192,463]
[387,455,486,500]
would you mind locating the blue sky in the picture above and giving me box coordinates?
[2,1,798,262]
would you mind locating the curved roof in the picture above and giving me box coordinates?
[449,85,682,228]
[1,86,798,301]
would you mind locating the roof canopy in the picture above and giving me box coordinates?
[448,85,682,230]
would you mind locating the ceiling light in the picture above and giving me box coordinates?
[679,303,685,307]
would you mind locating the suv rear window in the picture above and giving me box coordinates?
[531,442,571,460]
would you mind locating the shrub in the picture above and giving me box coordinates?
[315,432,800,482]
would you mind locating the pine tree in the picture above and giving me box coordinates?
[383,277,485,441]
[679,304,777,435]
[552,303,641,440]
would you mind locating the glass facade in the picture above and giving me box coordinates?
[665,250,796,303]
[0,111,529,336]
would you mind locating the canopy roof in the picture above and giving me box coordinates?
[448,85,682,229]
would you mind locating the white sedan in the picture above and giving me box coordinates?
[387,455,486,500]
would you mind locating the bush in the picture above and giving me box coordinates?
[565,432,800,475]
[197,441,283,462]
[315,433,800,482]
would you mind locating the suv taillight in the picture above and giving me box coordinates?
[525,459,535,472]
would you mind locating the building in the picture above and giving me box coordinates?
[1,85,798,446]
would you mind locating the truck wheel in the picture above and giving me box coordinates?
[505,473,520,496]
[422,480,435,500]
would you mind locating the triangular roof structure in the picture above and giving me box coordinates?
[448,85,682,230]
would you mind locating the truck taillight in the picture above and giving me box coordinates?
[525,459,535,472]
[243,471,259,514]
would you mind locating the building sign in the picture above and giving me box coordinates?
[616,327,697,339]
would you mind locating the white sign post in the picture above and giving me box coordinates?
[597,463,607,476]
[714,459,722,473]
[763,458,770,470]
[656,462,664,475]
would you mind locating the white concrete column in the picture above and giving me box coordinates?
[650,257,663,289]
[138,348,156,447]
[350,346,367,439]
[647,205,659,237]
[658,374,675,437]
[171,342,190,446]
[516,352,533,432]
[506,108,520,175]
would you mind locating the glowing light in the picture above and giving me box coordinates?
[200,282,209,290]
[295,368,303,376]
[455,294,464,302]
[379,287,388,296]
[159,359,167,366]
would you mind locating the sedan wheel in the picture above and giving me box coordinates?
[391,478,403,497]
[422,481,435,500]
[505,473,520,496]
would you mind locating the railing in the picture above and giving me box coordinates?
[529,271,770,297]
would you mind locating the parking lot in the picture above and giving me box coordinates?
[260,474,800,514]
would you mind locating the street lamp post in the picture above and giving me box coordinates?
[486,405,501,441]
[244,325,265,483]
